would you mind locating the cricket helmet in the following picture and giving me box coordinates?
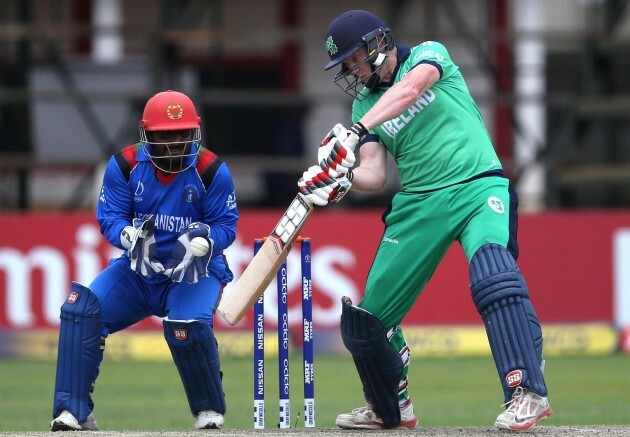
[324,10,395,99]
[139,90,201,173]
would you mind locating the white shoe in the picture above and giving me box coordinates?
[495,387,552,431]
[195,410,224,429]
[336,400,418,430]
[50,410,98,431]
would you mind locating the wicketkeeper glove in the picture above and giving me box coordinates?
[318,122,367,177]
[164,222,214,284]
[124,215,165,276]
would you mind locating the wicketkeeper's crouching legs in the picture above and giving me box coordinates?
[163,319,226,429]
[470,243,552,430]
[51,282,103,431]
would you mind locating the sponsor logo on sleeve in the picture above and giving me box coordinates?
[226,191,237,210]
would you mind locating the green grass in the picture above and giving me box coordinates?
[1,354,629,431]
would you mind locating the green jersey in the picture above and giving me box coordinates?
[352,41,501,192]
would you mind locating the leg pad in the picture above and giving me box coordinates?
[53,282,102,422]
[470,244,546,402]
[340,298,403,427]
[164,320,226,415]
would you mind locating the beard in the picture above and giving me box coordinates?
[151,143,192,173]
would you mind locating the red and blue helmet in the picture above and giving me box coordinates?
[139,90,202,173]
[324,10,395,99]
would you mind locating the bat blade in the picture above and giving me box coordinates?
[217,193,314,325]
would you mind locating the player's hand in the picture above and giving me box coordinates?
[125,215,165,276]
[318,122,367,177]
[164,222,214,284]
[298,165,352,206]
[331,172,353,203]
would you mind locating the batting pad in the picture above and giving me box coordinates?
[164,320,226,415]
[470,244,547,402]
[53,282,102,422]
[340,298,403,427]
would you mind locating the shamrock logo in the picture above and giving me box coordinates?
[325,36,338,55]
[487,196,505,214]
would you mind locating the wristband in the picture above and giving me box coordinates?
[350,122,368,139]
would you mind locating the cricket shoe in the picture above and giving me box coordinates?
[495,387,552,431]
[336,400,418,430]
[195,410,224,429]
[51,410,99,431]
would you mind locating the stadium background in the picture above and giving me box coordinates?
[1,0,630,429]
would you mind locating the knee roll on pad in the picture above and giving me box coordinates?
[53,282,102,422]
[470,244,547,401]
[164,320,226,415]
[340,298,403,427]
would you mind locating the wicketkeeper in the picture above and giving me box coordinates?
[299,10,552,431]
[50,90,239,430]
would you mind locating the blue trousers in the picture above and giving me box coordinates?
[91,256,223,335]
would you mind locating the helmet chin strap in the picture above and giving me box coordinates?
[372,52,387,67]
[365,51,388,91]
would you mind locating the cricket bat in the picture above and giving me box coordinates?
[217,193,314,325]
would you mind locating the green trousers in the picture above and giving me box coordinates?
[359,176,515,404]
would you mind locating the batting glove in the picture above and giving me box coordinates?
[164,222,214,284]
[298,165,352,206]
[318,122,367,178]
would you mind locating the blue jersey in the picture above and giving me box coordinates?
[96,143,239,283]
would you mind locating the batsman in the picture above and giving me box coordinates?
[50,90,238,430]
[298,10,552,431]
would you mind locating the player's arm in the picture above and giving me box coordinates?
[300,126,387,204]
[349,140,388,193]
[359,63,440,131]
[200,162,239,253]
[96,156,134,250]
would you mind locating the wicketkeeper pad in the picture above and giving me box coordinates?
[470,244,547,403]
[340,298,403,427]
[52,282,102,422]
[164,320,226,415]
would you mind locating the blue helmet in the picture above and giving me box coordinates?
[324,10,395,99]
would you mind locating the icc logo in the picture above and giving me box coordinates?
[134,181,144,202]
